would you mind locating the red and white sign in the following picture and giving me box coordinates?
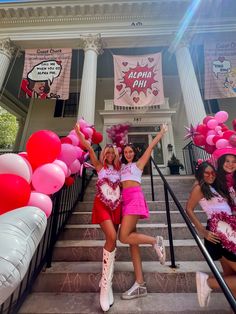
[113,53,164,107]
[20,48,72,100]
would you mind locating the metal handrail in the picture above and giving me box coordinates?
[150,156,236,312]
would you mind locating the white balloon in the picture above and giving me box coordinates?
[0,153,32,183]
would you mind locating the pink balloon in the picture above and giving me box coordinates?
[206,135,215,146]
[78,118,89,130]
[0,153,32,183]
[207,119,218,129]
[215,139,229,149]
[28,191,52,218]
[53,159,68,176]
[83,127,93,139]
[58,143,77,166]
[229,134,236,147]
[203,116,214,125]
[32,163,65,195]
[69,130,77,137]
[66,168,71,178]
[215,111,229,123]
[67,134,79,146]
[207,130,216,136]
[74,146,83,160]
[69,159,81,174]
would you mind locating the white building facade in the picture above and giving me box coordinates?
[0,0,236,173]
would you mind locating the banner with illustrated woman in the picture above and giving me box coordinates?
[20,48,72,100]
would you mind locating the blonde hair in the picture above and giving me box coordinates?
[100,145,120,170]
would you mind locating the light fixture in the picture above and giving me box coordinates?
[167,144,173,152]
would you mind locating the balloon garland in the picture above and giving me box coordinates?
[0,118,103,217]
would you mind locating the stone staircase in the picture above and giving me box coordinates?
[19,176,232,314]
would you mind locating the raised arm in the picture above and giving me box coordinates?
[186,184,220,243]
[136,123,168,170]
[74,123,102,171]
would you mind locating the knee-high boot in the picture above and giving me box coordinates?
[100,248,116,312]
[108,248,116,307]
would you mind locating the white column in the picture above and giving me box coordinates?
[175,43,206,126]
[0,38,17,92]
[78,34,103,124]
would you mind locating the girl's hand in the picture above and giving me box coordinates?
[202,229,221,244]
[160,123,168,134]
[74,123,81,135]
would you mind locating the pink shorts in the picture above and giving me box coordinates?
[122,186,149,219]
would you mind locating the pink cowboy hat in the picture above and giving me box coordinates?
[212,147,236,160]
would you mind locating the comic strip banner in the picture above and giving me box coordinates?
[204,41,236,100]
[20,48,72,100]
[113,53,164,107]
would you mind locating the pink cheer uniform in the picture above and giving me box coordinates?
[120,162,149,219]
[92,165,121,225]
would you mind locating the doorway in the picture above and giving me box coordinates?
[128,134,150,175]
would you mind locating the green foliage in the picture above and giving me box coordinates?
[167,154,184,170]
[0,108,18,149]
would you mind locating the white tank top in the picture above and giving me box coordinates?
[97,165,120,183]
[199,186,232,219]
[120,162,142,184]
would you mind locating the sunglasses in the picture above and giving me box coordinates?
[204,171,216,177]
[105,144,116,148]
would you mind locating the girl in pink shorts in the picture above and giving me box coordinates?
[119,123,168,300]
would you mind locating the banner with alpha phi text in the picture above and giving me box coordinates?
[20,48,72,100]
[113,53,164,107]
[204,41,236,100]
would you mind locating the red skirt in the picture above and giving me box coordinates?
[92,195,122,225]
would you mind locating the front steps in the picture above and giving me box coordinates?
[19,176,233,314]
[19,293,231,314]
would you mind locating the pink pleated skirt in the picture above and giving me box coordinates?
[121,186,149,219]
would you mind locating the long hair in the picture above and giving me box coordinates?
[121,143,139,164]
[195,161,227,200]
[99,144,120,170]
[215,154,236,206]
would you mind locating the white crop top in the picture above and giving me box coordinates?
[120,162,142,184]
[199,186,232,219]
[97,165,120,183]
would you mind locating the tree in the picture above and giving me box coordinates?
[0,107,18,149]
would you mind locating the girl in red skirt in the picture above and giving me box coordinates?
[75,123,121,312]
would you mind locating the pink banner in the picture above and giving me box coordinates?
[204,41,236,100]
[113,53,164,107]
[20,48,72,100]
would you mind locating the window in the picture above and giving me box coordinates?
[54,92,80,117]
[203,98,220,115]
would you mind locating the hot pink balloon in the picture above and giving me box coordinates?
[207,119,218,129]
[203,116,214,125]
[28,191,52,218]
[26,130,61,169]
[53,159,68,176]
[69,159,81,174]
[215,111,228,123]
[215,139,229,149]
[0,153,32,183]
[32,163,65,195]
[74,146,83,160]
[58,143,77,166]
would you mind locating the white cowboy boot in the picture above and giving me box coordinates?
[100,248,116,312]
[108,248,116,306]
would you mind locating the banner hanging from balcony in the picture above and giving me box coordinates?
[204,41,236,100]
[20,48,72,100]
[113,53,164,107]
